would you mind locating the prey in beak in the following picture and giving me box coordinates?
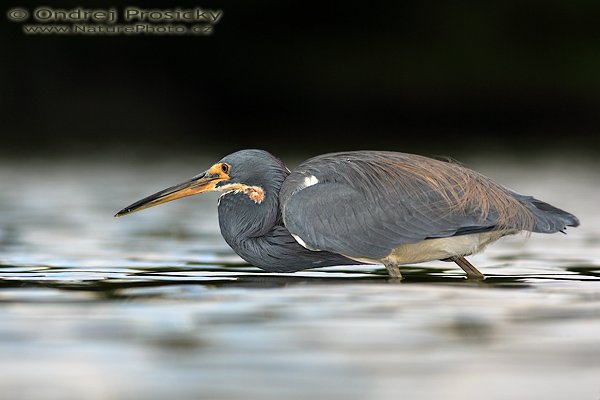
[114,162,231,217]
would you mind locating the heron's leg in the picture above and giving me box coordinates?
[384,262,403,280]
[453,256,485,280]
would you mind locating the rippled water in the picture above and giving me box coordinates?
[1,155,599,400]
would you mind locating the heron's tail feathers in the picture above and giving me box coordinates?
[511,192,579,233]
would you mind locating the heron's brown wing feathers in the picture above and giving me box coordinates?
[280,151,534,260]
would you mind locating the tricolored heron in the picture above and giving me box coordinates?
[115,150,579,279]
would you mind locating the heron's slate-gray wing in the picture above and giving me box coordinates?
[279,151,504,259]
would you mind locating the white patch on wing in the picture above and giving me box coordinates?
[291,233,322,252]
[303,175,319,187]
[291,234,309,249]
[287,174,320,201]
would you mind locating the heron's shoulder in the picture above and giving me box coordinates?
[279,151,436,207]
[300,151,417,166]
[292,151,461,172]
[283,150,461,189]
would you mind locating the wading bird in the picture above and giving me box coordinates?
[115,150,579,279]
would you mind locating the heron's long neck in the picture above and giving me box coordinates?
[217,187,281,243]
[216,186,290,268]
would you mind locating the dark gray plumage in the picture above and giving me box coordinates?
[280,151,578,260]
[216,150,359,272]
[116,149,580,279]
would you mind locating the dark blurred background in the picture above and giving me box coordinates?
[2,0,599,160]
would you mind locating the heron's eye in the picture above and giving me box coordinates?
[221,163,230,174]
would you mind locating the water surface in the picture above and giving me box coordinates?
[1,156,599,400]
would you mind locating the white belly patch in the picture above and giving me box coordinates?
[348,232,506,265]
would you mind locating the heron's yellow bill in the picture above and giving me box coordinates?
[114,163,230,217]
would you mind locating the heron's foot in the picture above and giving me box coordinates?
[384,263,404,280]
[453,256,485,280]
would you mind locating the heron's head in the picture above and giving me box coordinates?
[115,149,288,217]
